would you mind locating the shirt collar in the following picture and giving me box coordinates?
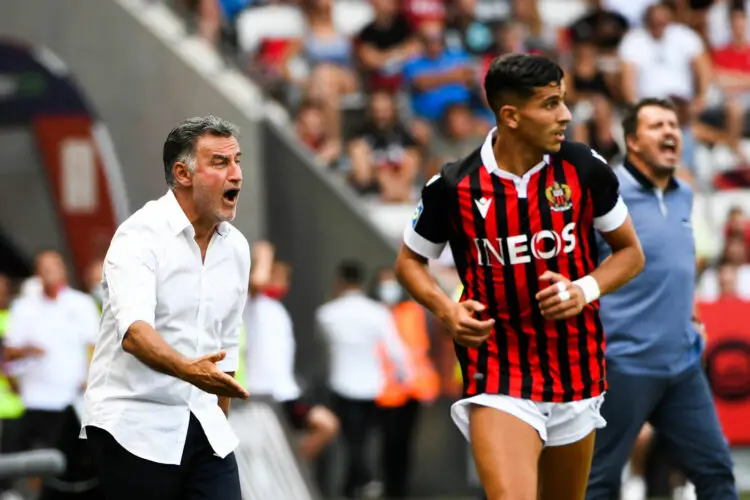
[623,159,679,192]
[480,127,549,180]
[162,190,229,238]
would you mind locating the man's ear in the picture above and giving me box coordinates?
[498,105,520,129]
[172,162,193,188]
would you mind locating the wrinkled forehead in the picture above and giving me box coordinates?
[195,134,240,156]
[637,105,679,128]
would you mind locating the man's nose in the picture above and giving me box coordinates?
[227,161,242,182]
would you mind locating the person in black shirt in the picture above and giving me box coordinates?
[355,0,420,92]
[569,0,629,52]
[347,90,420,202]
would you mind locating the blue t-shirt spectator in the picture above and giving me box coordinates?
[402,49,474,121]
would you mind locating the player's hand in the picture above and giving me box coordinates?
[445,300,495,348]
[536,271,586,321]
[181,351,250,399]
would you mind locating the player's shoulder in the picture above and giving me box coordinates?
[556,140,609,168]
[423,146,483,194]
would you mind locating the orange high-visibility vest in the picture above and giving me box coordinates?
[377,301,440,408]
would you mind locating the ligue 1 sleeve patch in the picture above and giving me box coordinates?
[412,199,424,228]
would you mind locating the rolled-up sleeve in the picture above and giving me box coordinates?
[104,222,158,344]
[217,241,251,373]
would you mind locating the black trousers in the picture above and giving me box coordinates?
[379,399,421,499]
[332,393,377,498]
[85,413,240,500]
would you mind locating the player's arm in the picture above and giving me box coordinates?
[538,150,645,320]
[395,174,494,347]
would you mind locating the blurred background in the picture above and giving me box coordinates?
[0,0,749,498]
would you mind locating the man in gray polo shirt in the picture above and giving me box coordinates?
[586,98,738,500]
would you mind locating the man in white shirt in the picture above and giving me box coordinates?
[244,242,339,461]
[315,260,407,499]
[618,3,711,170]
[81,116,251,500]
[4,251,99,456]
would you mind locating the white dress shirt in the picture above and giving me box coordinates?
[5,288,99,411]
[81,190,251,465]
[315,290,407,400]
[243,295,301,402]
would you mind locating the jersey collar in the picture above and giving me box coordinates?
[480,127,549,182]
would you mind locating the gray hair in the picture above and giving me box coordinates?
[162,115,240,187]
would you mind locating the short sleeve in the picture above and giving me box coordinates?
[403,172,450,259]
[680,25,704,59]
[582,148,629,233]
[618,31,642,63]
[104,222,158,343]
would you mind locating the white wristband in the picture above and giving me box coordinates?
[574,275,601,304]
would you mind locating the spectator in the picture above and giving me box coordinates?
[295,101,341,166]
[510,0,557,52]
[569,0,630,55]
[347,90,420,202]
[618,2,712,170]
[444,0,494,57]
[402,21,477,143]
[282,0,358,148]
[698,235,750,300]
[355,0,420,92]
[604,0,659,27]
[706,0,750,49]
[717,262,741,299]
[711,4,750,164]
[566,41,622,162]
[427,103,485,176]
[403,0,446,29]
[725,206,750,258]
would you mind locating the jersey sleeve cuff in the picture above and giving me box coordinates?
[594,196,628,233]
[403,224,447,260]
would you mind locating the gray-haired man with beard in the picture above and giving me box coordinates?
[586,99,737,500]
[81,116,251,500]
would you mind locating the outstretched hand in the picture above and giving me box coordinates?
[181,351,249,399]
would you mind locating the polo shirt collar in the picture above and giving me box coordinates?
[623,159,679,192]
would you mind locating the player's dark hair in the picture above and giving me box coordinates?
[621,97,677,139]
[483,53,564,115]
[162,115,239,187]
[337,259,365,286]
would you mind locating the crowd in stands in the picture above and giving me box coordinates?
[175,0,750,300]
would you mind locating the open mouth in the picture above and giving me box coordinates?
[659,137,677,154]
[223,188,240,203]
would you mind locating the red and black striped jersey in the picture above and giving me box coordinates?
[403,129,629,402]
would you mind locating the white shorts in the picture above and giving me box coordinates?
[451,393,607,448]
